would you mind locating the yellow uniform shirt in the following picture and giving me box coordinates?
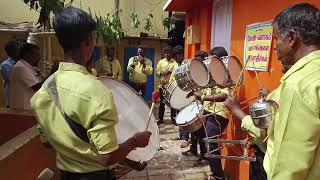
[265,50,320,180]
[95,56,123,80]
[156,58,177,85]
[202,87,231,119]
[240,87,281,153]
[127,56,153,83]
[30,62,119,173]
[169,62,180,82]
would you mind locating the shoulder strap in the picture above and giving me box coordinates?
[43,76,90,143]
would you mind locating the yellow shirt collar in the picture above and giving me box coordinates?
[281,50,320,81]
[59,62,90,75]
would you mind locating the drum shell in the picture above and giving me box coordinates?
[162,80,195,109]
[176,102,204,133]
[174,60,209,91]
[179,116,205,133]
[249,100,277,129]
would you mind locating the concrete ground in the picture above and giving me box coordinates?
[120,106,212,180]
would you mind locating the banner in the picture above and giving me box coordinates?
[244,21,273,71]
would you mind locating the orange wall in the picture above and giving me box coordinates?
[231,0,320,102]
[184,0,213,58]
[183,0,320,179]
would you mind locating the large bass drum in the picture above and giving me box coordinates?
[99,77,160,162]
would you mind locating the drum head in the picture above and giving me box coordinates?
[207,57,228,86]
[176,102,202,125]
[189,60,209,87]
[170,85,195,109]
[227,56,244,85]
[99,77,160,162]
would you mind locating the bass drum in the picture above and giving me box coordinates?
[99,77,160,162]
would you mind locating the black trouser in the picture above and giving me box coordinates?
[249,144,267,180]
[190,128,206,156]
[131,83,146,97]
[158,87,177,123]
[199,113,229,180]
[60,170,116,180]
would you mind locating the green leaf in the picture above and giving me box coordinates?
[130,12,140,29]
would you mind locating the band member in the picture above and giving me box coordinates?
[185,47,230,179]
[156,46,177,125]
[127,46,153,97]
[0,41,21,107]
[30,7,151,180]
[227,3,320,179]
[170,45,191,148]
[10,43,42,110]
[182,51,210,166]
[95,45,122,80]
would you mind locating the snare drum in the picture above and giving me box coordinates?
[174,59,209,91]
[163,80,195,109]
[176,102,204,132]
[204,57,229,87]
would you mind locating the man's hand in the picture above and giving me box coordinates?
[224,95,241,111]
[141,60,146,68]
[186,90,194,98]
[193,91,202,100]
[131,131,152,148]
[259,87,269,97]
[161,71,168,76]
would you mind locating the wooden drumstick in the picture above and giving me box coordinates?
[145,91,160,131]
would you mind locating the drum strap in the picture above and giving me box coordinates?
[43,75,90,143]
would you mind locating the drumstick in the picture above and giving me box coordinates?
[145,91,160,131]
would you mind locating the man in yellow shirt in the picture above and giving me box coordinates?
[30,7,151,180]
[127,46,153,97]
[187,87,230,180]
[227,3,320,180]
[95,45,122,80]
[156,46,177,125]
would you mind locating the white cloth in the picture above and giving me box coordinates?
[10,60,40,109]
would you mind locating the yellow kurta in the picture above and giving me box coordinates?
[265,50,320,180]
[202,87,231,119]
[127,56,153,83]
[95,56,123,80]
[156,58,177,86]
[30,62,119,173]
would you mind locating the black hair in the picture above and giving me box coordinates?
[137,45,146,50]
[53,6,97,52]
[210,46,228,58]
[273,3,320,46]
[195,50,208,59]
[20,43,39,60]
[4,41,21,57]
[106,45,115,52]
[163,46,172,53]
[172,45,184,55]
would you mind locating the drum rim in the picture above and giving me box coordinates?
[98,76,160,161]
[176,101,203,125]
